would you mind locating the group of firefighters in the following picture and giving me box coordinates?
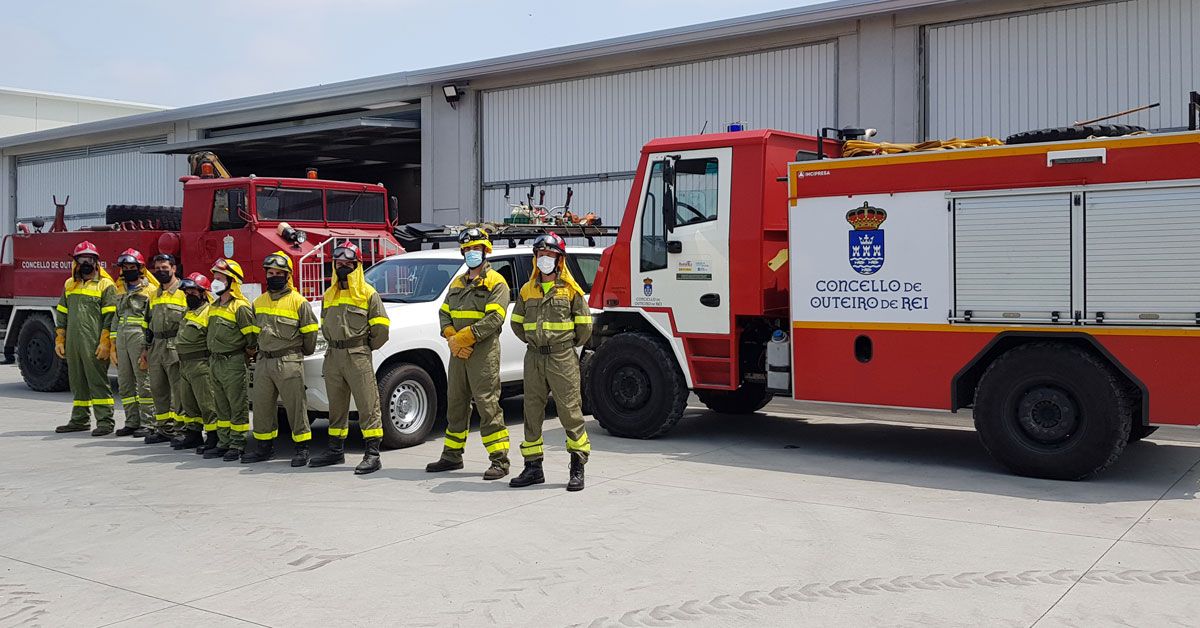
[50,228,591,490]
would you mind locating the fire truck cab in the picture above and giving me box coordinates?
[0,170,401,392]
[586,128,1200,480]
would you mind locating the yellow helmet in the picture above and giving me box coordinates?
[457,227,492,253]
[211,258,245,283]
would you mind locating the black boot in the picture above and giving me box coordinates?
[55,423,89,433]
[290,444,310,468]
[196,431,219,455]
[509,460,545,488]
[309,438,345,468]
[567,453,585,492]
[115,426,136,437]
[91,426,113,437]
[354,438,382,475]
[223,448,242,462]
[425,458,464,472]
[143,430,171,444]
[131,427,150,438]
[173,430,203,450]
[240,441,274,463]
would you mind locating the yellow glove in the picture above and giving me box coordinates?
[441,326,456,339]
[55,329,66,359]
[95,330,112,361]
[138,351,149,372]
[447,326,476,354]
[453,345,474,359]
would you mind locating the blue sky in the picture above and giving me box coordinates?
[1,0,825,107]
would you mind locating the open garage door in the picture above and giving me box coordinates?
[146,108,422,224]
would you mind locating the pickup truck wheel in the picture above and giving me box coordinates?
[696,384,771,414]
[588,332,687,439]
[973,343,1131,480]
[378,363,438,449]
[17,314,70,392]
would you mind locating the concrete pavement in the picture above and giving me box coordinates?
[0,366,1197,627]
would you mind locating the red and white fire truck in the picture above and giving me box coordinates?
[0,159,401,392]
[585,122,1200,480]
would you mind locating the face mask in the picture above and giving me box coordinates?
[335,265,354,280]
[266,276,288,292]
[121,269,141,283]
[211,279,227,295]
[77,262,95,276]
[153,270,173,284]
[464,251,484,269]
[536,256,558,275]
[186,294,204,310]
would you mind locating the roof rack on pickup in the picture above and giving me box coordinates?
[394,222,618,249]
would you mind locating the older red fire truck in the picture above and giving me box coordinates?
[0,161,401,392]
[585,121,1200,480]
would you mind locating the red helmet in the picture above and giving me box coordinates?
[181,272,211,292]
[116,248,146,267]
[73,241,99,258]
[531,232,566,256]
[332,241,361,262]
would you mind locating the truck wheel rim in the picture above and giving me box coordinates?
[26,333,51,375]
[1015,385,1078,445]
[611,365,651,410]
[389,380,427,434]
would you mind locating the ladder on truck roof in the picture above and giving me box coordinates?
[297,235,403,302]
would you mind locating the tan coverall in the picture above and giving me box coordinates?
[251,287,318,443]
[436,263,511,467]
[112,279,153,429]
[147,278,186,435]
[321,287,390,441]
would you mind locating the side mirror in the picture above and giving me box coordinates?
[389,195,400,224]
[662,157,677,232]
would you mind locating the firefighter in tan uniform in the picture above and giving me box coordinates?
[509,233,593,491]
[171,273,214,451]
[205,259,257,461]
[142,254,187,444]
[53,241,118,436]
[111,248,157,438]
[241,252,319,467]
[425,227,512,479]
[309,242,391,474]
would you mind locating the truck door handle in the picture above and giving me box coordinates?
[667,240,682,254]
[700,293,721,307]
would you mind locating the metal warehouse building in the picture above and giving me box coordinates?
[1,0,1198,242]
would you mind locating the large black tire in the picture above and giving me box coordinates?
[106,204,183,230]
[587,332,688,439]
[973,343,1132,480]
[1004,124,1146,145]
[377,363,438,449]
[696,383,771,414]
[1128,423,1159,443]
[17,313,70,392]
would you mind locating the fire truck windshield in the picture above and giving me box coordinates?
[326,190,386,223]
[254,186,387,224]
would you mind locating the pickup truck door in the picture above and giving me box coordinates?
[485,256,524,384]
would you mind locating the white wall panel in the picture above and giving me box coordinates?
[926,0,1200,139]
[481,41,838,184]
[16,140,182,228]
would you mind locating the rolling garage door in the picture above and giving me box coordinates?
[480,41,838,230]
[925,0,1200,139]
[16,137,182,228]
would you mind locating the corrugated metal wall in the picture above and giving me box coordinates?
[925,0,1200,139]
[16,137,183,228]
[480,41,838,228]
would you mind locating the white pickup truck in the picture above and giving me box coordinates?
[303,246,603,448]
